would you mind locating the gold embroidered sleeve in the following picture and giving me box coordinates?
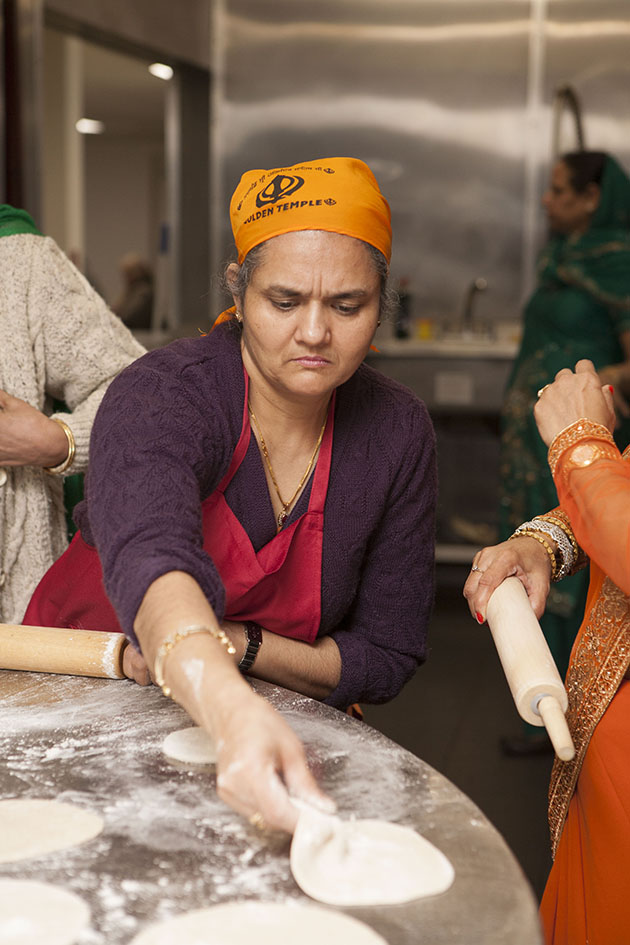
[548,419,618,481]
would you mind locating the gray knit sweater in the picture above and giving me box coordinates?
[0,233,145,623]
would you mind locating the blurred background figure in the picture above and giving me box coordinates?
[112,251,155,332]
[499,151,630,754]
[0,204,145,625]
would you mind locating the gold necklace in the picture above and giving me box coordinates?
[248,405,327,532]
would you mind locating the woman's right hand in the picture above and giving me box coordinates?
[212,686,336,834]
[134,572,335,834]
[463,535,553,623]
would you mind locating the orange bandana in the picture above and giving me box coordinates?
[230,157,392,263]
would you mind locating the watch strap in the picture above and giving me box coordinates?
[238,621,263,673]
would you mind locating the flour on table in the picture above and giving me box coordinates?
[291,807,455,905]
[0,799,103,863]
[0,879,90,945]
[162,726,217,765]
[129,901,388,944]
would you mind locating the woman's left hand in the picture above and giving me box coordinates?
[534,359,616,446]
[122,642,152,686]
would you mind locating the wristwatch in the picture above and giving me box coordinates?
[238,621,263,673]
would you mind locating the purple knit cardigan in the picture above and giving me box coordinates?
[76,324,437,709]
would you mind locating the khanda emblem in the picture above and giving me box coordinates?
[256,174,305,207]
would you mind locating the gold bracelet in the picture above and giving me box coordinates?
[541,513,579,561]
[44,417,76,475]
[153,624,236,698]
[508,529,558,581]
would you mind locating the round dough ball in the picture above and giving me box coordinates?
[291,810,455,905]
[130,901,387,945]
[0,879,90,945]
[162,726,217,765]
[0,799,103,864]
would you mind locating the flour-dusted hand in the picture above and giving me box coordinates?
[463,536,552,624]
[0,389,69,468]
[534,360,616,447]
[213,686,336,834]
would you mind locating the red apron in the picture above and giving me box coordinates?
[24,375,335,643]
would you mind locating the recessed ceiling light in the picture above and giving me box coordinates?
[75,118,105,135]
[148,63,173,81]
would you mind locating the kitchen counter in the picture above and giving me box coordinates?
[0,670,542,944]
[370,336,519,360]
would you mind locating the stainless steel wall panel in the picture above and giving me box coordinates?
[214,1,532,326]
[544,1,630,171]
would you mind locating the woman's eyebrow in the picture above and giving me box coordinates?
[265,285,369,299]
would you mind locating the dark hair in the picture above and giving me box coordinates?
[561,151,608,193]
[223,235,398,322]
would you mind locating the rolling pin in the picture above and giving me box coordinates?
[0,624,128,679]
[486,577,575,761]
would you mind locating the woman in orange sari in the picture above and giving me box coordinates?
[464,358,629,945]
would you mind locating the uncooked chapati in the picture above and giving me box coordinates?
[0,879,90,945]
[0,799,103,863]
[291,807,455,905]
[162,726,217,765]
[130,901,388,945]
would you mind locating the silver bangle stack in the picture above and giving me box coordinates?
[512,518,575,582]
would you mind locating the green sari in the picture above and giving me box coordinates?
[500,157,630,680]
[0,204,83,539]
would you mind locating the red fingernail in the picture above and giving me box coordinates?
[476,612,484,624]
[609,385,614,393]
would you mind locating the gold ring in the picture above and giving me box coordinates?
[248,811,266,830]
[537,384,550,398]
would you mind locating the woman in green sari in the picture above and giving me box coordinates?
[499,151,630,752]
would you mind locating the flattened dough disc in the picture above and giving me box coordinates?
[162,726,216,765]
[130,901,388,945]
[291,810,455,905]
[0,799,103,864]
[0,879,90,945]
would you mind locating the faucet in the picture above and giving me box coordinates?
[461,277,488,333]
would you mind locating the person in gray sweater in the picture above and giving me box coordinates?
[0,204,145,624]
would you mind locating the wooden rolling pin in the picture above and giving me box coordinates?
[486,577,575,761]
[0,624,127,679]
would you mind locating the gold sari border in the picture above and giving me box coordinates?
[549,577,630,856]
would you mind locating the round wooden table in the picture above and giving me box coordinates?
[0,670,543,944]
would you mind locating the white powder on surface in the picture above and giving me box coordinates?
[0,672,496,945]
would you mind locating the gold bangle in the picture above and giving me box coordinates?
[508,529,558,580]
[541,513,579,561]
[44,417,76,475]
[153,624,236,698]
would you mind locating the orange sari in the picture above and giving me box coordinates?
[540,428,630,945]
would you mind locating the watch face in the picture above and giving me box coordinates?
[245,622,263,645]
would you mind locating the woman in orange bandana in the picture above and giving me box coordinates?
[24,157,437,831]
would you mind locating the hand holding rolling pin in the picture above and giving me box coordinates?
[463,360,617,761]
[464,358,615,625]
